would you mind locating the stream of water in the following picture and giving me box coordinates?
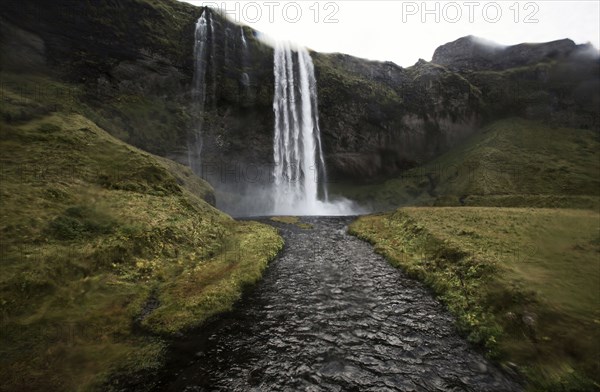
[148,217,521,392]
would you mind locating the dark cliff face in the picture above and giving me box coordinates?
[1,0,202,159]
[2,0,598,193]
[314,36,599,181]
[1,0,200,77]
[190,11,275,181]
[313,53,482,181]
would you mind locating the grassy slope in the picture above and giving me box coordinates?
[0,73,283,391]
[332,118,599,211]
[350,207,599,390]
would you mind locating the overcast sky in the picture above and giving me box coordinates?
[179,1,600,66]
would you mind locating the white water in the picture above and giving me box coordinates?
[188,12,210,171]
[209,12,217,108]
[240,26,247,49]
[240,26,250,87]
[272,42,357,215]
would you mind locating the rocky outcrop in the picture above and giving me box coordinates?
[432,35,592,71]
[313,53,482,180]
[431,36,600,130]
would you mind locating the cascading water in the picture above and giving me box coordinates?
[209,12,217,109]
[240,26,247,49]
[272,42,356,216]
[188,12,210,172]
[188,14,359,216]
[240,26,250,88]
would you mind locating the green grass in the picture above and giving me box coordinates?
[0,74,283,391]
[331,118,600,211]
[84,93,192,157]
[143,221,283,334]
[350,207,600,391]
[270,216,313,229]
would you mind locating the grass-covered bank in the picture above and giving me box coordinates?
[0,74,283,391]
[350,207,599,391]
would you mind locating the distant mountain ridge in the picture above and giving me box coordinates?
[432,35,598,71]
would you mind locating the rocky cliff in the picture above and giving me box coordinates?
[1,0,201,157]
[314,36,599,181]
[313,53,482,180]
[2,0,598,204]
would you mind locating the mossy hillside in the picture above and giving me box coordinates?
[421,118,599,198]
[0,66,191,162]
[143,221,283,334]
[331,118,600,210]
[0,77,283,391]
[349,207,600,391]
[83,94,192,158]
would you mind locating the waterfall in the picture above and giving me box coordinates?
[188,12,209,172]
[187,15,358,216]
[240,26,250,87]
[272,42,330,214]
[209,12,217,108]
[240,26,247,49]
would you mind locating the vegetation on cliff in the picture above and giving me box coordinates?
[0,0,202,159]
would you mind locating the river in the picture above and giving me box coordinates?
[148,217,521,392]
